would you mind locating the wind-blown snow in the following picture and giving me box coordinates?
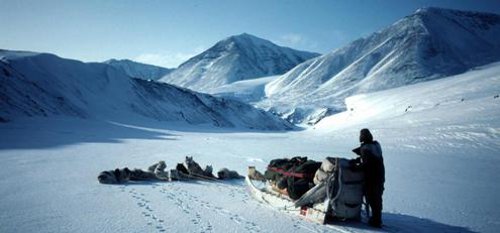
[159,33,319,92]
[0,50,290,130]
[1,61,499,233]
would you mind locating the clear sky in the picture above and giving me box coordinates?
[1,0,499,68]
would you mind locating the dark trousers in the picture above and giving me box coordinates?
[365,185,384,224]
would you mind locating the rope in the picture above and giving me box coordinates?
[188,172,221,182]
[267,166,312,179]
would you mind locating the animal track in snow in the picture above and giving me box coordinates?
[158,184,214,233]
[123,186,168,233]
[159,183,262,233]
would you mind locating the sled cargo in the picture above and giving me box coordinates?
[245,157,366,225]
[245,173,328,224]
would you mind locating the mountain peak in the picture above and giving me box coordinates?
[232,32,256,38]
[264,7,500,123]
[414,7,450,14]
[415,6,499,15]
[408,7,500,33]
[218,33,275,49]
[227,33,262,41]
[159,34,319,92]
[413,6,500,21]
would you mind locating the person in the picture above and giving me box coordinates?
[353,128,385,228]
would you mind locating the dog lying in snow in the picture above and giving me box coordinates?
[217,168,244,179]
[98,158,243,184]
[98,161,168,184]
[184,156,243,179]
[185,156,216,178]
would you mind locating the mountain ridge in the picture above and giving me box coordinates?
[0,50,291,130]
[259,7,500,124]
[104,59,173,81]
[159,33,320,92]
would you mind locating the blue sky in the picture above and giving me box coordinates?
[1,0,499,68]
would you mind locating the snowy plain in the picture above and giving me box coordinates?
[1,63,500,233]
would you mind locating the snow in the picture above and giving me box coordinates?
[0,50,290,130]
[159,33,319,92]
[2,7,500,233]
[104,59,173,81]
[210,75,278,103]
[258,7,500,124]
[1,61,499,233]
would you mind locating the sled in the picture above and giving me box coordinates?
[170,169,220,182]
[245,167,329,224]
[246,165,400,232]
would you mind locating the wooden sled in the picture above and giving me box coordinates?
[245,166,329,224]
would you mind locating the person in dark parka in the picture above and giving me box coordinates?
[353,128,385,227]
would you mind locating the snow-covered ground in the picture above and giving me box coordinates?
[1,63,499,233]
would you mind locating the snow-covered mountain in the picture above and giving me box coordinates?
[2,61,499,233]
[261,7,500,123]
[104,59,173,81]
[159,33,320,92]
[0,50,290,130]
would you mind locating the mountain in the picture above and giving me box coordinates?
[159,33,320,92]
[0,50,291,130]
[261,7,500,123]
[2,62,499,233]
[104,59,173,81]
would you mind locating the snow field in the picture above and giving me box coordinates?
[1,50,500,233]
[1,96,499,233]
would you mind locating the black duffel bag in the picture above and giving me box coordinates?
[264,156,307,181]
[286,160,321,200]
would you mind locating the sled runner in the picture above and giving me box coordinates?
[245,172,329,224]
[246,157,366,227]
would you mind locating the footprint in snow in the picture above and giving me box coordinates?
[158,186,214,233]
[163,186,261,233]
[122,186,168,233]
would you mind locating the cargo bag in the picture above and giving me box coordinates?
[326,158,364,220]
[264,157,321,200]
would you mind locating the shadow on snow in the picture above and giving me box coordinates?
[0,117,178,150]
[333,212,477,233]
